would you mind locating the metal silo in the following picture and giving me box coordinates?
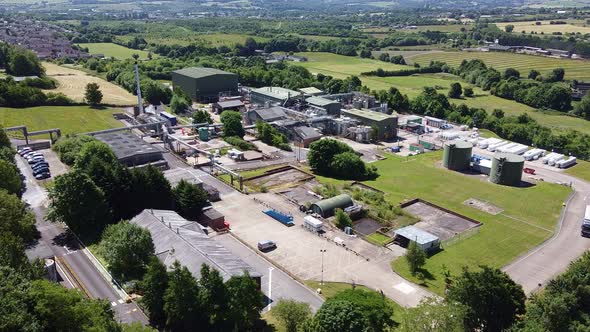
[442,140,473,171]
[490,153,524,186]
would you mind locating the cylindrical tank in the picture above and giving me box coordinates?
[443,140,473,171]
[45,258,57,282]
[490,153,524,186]
[198,127,209,141]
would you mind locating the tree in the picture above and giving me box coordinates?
[463,87,474,97]
[447,266,526,332]
[330,152,374,180]
[405,240,426,276]
[547,68,565,82]
[492,109,505,118]
[574,91,590,119]
[85,82,103,106]
[47,170,113,240]
[169,94,191,114]
[0,190,36,242]
[74,140,118,169]
[0,233,37,276]
[505,24,515,32]
[308,139,354,175]
[398,298,466,332]
[199,264,230,330]
[173,179,209,220]
[220,111,245,138]
[334,208,352,230]
[141,257,168,328]
[226,271,265,331]
[0,125,10,148]
[132,53,139,61]
[273,300,311,332]
[52,135,97,166]
[100,221,154,281]
[329,289,395,331]
[359,49,372,58]
[142,80,171,105]
[313,300,367,332]
[528,69,541,80]
[129,166,174,215]
[192,110,212,124]
[503,68,520,79]
[164,261,205,331]
[0,159,21,195]
[0,266,41,332]
[448,82,463,99]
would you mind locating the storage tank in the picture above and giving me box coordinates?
[443,140,473,171]
[490,153,524,186]
[198,127,209,141]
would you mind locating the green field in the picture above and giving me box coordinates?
[117,32,270,47]
[408,51,590,81]
[295,52,590,135]
[76,43,155,60]
[0,106,123,136]
[318,152,571,294]
[496,19,590,35]
[565,159,590,183]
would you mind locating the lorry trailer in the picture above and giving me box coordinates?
[582,205,590,237]
[557,156,577,168]
[524,148,545,161]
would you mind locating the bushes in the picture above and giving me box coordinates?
[256,121,291,151]
[223,136,256,151]
[308,139,377,180]
[52,135,98,166]
[361,61,447,77]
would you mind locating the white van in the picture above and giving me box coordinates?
[257,240,276,251]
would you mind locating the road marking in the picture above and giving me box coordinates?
[111,302,117,307]
[63,246,71,254]
[118,299,124,304]
[394,282,415,294]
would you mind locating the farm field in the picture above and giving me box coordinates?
[0,106,123,136]
[42,62,136,106]
[294,52,590,135]
[495,19,590,35]
[318,152,571,294]
[77,42,155,60]
[363,24,469,34]
[118,32,269,47]
[407,51,590,81]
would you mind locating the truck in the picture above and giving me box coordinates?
[557,156,577,169]
[523,148,545,161]
[582,205,590,237]
[303,216,324,233]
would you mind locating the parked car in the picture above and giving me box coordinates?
[257,240,277,252]
[26,153,42,161]
[22,151,37,159]
[18,147,32,156]
[31,162,49,170]
[34,172,51,180]
[33,167,49,176]
[28,156,45,165]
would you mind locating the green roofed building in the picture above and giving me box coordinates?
[310,194,354,218]
[306,96,342,115]
[172,67,238,103]
[341,108,398,140]
[250,86,302,107]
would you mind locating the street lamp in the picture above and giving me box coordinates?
[320,249,327,285]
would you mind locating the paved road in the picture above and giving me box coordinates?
[213,233,325,312]
[18,154,149,325]
[503,164,590,294]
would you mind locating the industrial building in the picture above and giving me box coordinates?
[310,194,354,218]
[94,131,165,167]
[341,108,398,140]
[299,87,324,96]
[246,106,288,124]
[131,209,261,284]
[443,140,473,171]
[393,225,440,253]
[213,99,245,113]
[292,126,323,148]
[250,87,302,107]
[490,153,524,186]
[171,67,238,103]
[305,96,342,115]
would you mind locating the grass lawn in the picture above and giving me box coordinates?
[407,50,590,81]
[565,159,590,183]
[294,52,590,135]
[77,43,155,60]
[317,152,571,294]
[365,232,392,246]
[478,128,501,139]
[0,106,123,136]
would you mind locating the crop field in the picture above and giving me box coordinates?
[43,62,136,106]
[0,106,123,136]
[318,152,571,294]
[407,51,590,81]
[495,19,590,35]
[77,42,155,60]
[294,52,590,135]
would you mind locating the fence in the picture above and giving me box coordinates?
[441,226,480,248]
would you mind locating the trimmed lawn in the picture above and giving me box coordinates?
[0,106,123,136]
[365,232,392,246]
[77,42,155,60]
[318,152,571,294]
[565,159,590,183]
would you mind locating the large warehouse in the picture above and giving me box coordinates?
[172,67,238,103]
[250,86,302,107]
[341,108,398,140]
[94,131,165,167]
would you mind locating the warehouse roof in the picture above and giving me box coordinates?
[173,67,236,79]
[252,86,300,101]
[94,131,162,162]
[253,106,287,121]
[131,209,260,281]
[216,100,244,109]
[394,225,439,245]
[342,108,397,122]
[299,87,324,95]
[311,194,354,216]
[294,126,322,140]
[306,96,339,107]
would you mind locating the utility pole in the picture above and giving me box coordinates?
[320,249,327,285]
[134,62,144,114]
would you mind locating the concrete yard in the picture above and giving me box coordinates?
[402,201,480,241]
[214,191,433,307]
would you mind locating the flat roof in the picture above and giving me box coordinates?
[217,100,244,108]
[253,106,287,121]
[395,225,439,245]
[131,210,260,280]
[299,87,324,95]
[341,108,397,122]
[306,96,339,107]
[94,131,162,161]
[173,67,236,79]
[252,86,300,100]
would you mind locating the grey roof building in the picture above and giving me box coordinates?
[299,87,324,96]
[94,131,164,167]
[250,87,302,107]
[130,209,261,282]
[341,108,398,140]
[172,67,238,103]
[393,225,440,253]
[247,106,288,124]
[293,126,322,148]
[306,96,342,115]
